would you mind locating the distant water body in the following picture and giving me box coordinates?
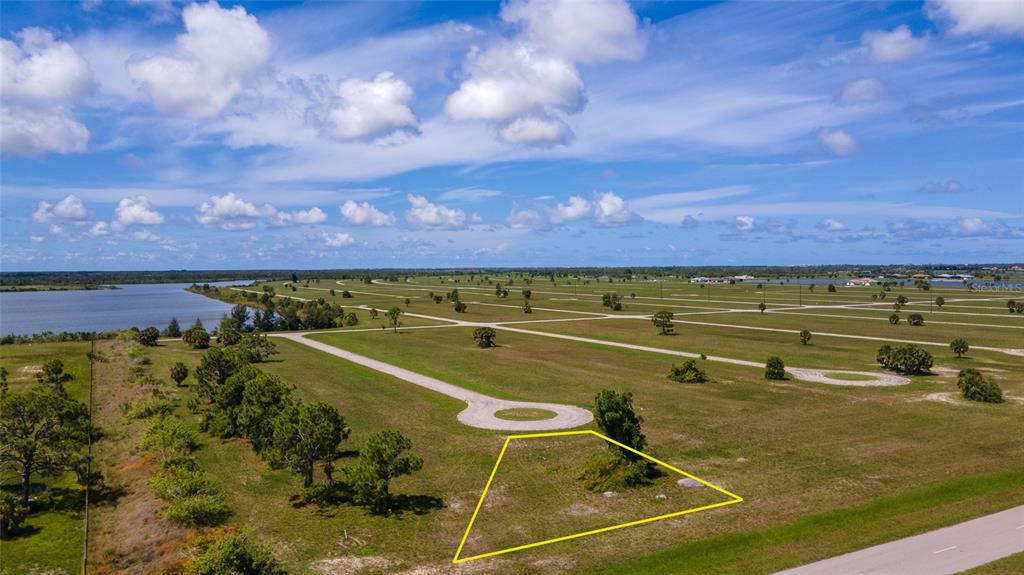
[0,281,245,336]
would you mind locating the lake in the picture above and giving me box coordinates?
[0,282,243,336]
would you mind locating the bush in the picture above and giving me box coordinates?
[579,454,652,492]
[184,530,284,575]
[799,330,812,345]
[143,416,199,462]
[957,369,1003,404]
[907,313,925,326]
[163,495,231,527]
[889,314,900,325]
[343,312,359,326]
[183,326,211,349]
[137,326,161,346]
[764,356,786,380]
[150,467,230,527]
[667,360,707,383]
[123,397,174,420]
[950,337,969,358]
[473,327,497,348]
[0,490,29,537]
[877,344,933,375]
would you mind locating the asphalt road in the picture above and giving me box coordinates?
[776,505,1024,575]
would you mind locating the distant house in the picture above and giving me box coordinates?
[911,273,932,280]
[846,278,880,287]
[690,277,710,284]
[732,275,756,281]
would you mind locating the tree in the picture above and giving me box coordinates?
[0,367,8,398]
[184,530,284,575]
[346,429,423,514]
[799,330,812,345]
[385,307,403,333]
[194,347,243,404]
[404,298,411,307]
[897,295,908,305]
[877,344,933,375]
[138,326,161,346]
[36,359,73,394]
[164,317,182,338]
[956,369,1003,403]
[522,289,532,300]
[907,313,925,326]
[342,290,353,298]
[183,325,211,349]
[522,301,533,314]
[217,317,243,345]
[651,311,675,335]
[237,373,294,456]
[949,337,969,358]
[827,284,837,293]
[454,301,467,313]
[602,293,622,310]
[0,388,91,504]
[592,389,645,457]
[935,296,945,308]
[1007,299,1017,313]
[342,312,359,326]
[368,308,379,319]
[889,313,900,325]
[170,362,190,386]
[758,302,767,314]
[272,401,349,488]
[473,327,497,348]
[231,304,250,326]
[764,356,786,380]
[142,415,199,463]
[667,360,707,383]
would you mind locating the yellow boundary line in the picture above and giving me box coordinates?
[452,430,743,563]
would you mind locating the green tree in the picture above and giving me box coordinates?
[346,429,423,514]
[0,388,91,504]
[896,295,908,305]
[764,356,786,380]
[956,369,1003,403]
[592,389,645,457]
[183,325,211,349]
[522,289,532,300]
[950,337,969,358]
[137,326,160,346]
[217,317,243,345]
[170,362,190,386]
[651,310,675,335]
[799,330,812,345]
[758,302,767,314]
[35,358,74,394]
[907,313,925,326]
[473,327,497,348]
[164,317,182,338]
[194,347,244,405]
[184,530,284,575]
[142,416,199,463]
[935,296,945,308]
[343,312,359,326]
[522,301,532,314]
[385,307,403,333]
[667,360,707,383]
[230,304,250,325]
[0,367,8,398]
[889,313,900,325]
[454,301,467,313]
[827,284,837,293]
[877,344,933,375]
[272,401,350,488]
[237,373,294,456]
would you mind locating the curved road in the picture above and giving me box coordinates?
[273,332,593,432]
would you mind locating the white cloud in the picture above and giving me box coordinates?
[499,115,573,145]
[437,187,503,202]
[817,218,846,232]
[861,25,928,62]
[593,191,633,226]
[131,230,161,242]
[273,207,327,226]
[817,128,858,156]
[920,180,963,194]
[551,195,591,223]
[839,79,884,104]
[445,0,642,146]
[507,204,543,228]
[116,195,165,226]
[339,200,396,226]
[0,28,91,156]
[30,235,45,242]
[327,72,418,140]
[926,0,1024,37]
[322,231,355,247]
[735,216,755,231]
[32,194,89,222]
[49,224,65,235]
[405,194,467,229]
[127,1,270,118]
[196,192,275,230]
[89,221,110,237]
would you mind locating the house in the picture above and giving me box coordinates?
[846,278,880,287]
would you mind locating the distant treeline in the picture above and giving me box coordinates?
[2,264,1020,287]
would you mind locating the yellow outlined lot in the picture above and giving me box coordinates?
[452,429,744,563]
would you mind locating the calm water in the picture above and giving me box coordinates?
[0,282,244,336]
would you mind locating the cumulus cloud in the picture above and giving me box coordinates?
[340,200,396,226]
[88,221,110,237]
[405,194,467,229]
[735,215,756,231]
[817,218,846,232]
[551,195,592,223]
[817,128,858,156]
[32,194,90,222]
[839,79,884,104]
[920,180,963,194]
[196,192,323,230]
[127,1,270,118]
[327,72,418,141]
[445,0,642,146]
[322,231,355,247]
[0,28,91,156]
[507,204,544,228]
[861,25,928,62]
[116,195,165,226]
[926,0,1024,37]
[593,191,634,226]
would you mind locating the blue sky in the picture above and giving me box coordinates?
[1,0,1022,271]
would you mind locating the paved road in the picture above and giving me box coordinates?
[272,332,593,432]
[775,505,1024,575]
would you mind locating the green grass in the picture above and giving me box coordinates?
[494,408,560,421]
[961,551,1024,574]
[0,494,84,575]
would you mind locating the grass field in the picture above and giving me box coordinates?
[3,274,1021,573]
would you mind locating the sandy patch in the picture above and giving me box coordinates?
[787,368,909,387]
[313,556,396,574]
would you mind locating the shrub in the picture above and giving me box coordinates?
[137,326,161,346]
[170,362,189,386]
[473,327,497,348]
[907,313,925,326]
[453,301,467,313]
[342,290,352,298]
[343,312,359,326]
[0,490,29,537]
[799,330,812,345]
[764,356,786,380]
[950,337,969,358]
[889,314,900,325]
[163,495,231,527]
[957,369,1003,404]
[184,530,283,575]
[150,466,230,527]
[123,397,174,420]
[143,416,199,462]
[877,344,933,375]
[183,326,211,349]
[667,360,707,383]
[578,454,652,492]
